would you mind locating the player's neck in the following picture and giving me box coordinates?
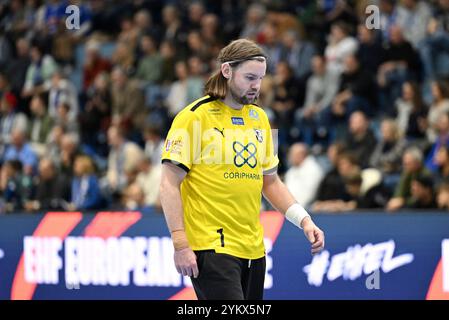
[221,95,244,111]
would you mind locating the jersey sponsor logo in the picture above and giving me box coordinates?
[165,139,183,153]
[249,109,259,120]
[231,117,245,125]
[223,171,261,180]
[233,142,257,168]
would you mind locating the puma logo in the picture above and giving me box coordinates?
[214,127,225,137]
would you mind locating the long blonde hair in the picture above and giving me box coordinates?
[204,39,267,99]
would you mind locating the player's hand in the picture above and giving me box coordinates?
[301,217,325,255]
[174,247,199,278]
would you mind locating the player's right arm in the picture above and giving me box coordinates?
[160,109,200,278]
[160,162,199,278]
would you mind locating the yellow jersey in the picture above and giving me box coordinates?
[161,96,279,259]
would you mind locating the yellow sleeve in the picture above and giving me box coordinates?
[161,110,200,172]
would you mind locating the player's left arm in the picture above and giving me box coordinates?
[262,173,325,255]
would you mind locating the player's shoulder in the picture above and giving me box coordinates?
[173,95,217,120]
[187,95,217,113]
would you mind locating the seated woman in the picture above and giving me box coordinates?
[69,155,104,211]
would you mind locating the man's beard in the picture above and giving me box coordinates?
[229,82,258,105]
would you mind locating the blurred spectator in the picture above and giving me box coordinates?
[323,171,390,212]
[0,72,9,97]
[4,37,30,94]
[165,60,204,117]
[284,143,324,207]
[396,0,432,48]
[57,133,82,177]
[135,34,163,84]
[110,66,146,133]
[395,81,428,142]
[260,23,283,74]
[136,157,161,209]
[22,42,57,98]
[239,3,266,40]
[432,0,449,35]
[387,147,432,211]
[335,54,377,116]
[317,55,377,144]
[162,4,187,50]
[111,40,136,76]
[312,151,361,212]
[29,93,53,157]
[432,145,449,185]
[324,21,358,76]
[425,111,449,172]
[419,0,449,80]
[379,0,399,43]
[405,175,437,209]
[24,157,71,212]
[319,0,358,27]
[55,102,79,138]
[82,40,111,91]
[3,128,38,175]
[143,126,164,167]
[356,24,384,75]
[437,182,449,210]
[340,111,377,168]
[200,13,223,55]
[48,69,79,122]
[0,91,27,144]
[187,1,205,32]
[42,0,68,36]
[336,152,362,180]
[280,29,316,82]
[377,25,421,113]
[1,0,28,39]
[427,80,449,143]
[293,55,339,145]
[133,9,161,44]
[79,72,111,154]
[269,61,302,156]
[0,32,12,70]
[313,142,347,201]
[45,124,65,166]
[159,40,177,85]
[68,155,103,211]
[186,30,211,62]
[0,160,33,212]
[105,126,144,194]
[117,14,139,51]
[313,147,359,210]
[121,182,146,211]
[370,118,407,175]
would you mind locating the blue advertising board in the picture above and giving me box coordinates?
[0,211,448,300]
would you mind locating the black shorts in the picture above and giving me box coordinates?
[191,250,266,300]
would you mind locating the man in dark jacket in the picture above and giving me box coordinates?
[24,158,71,211]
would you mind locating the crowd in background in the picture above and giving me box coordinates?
[1,0,449,214]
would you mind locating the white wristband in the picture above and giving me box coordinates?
[285,203,311,229]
